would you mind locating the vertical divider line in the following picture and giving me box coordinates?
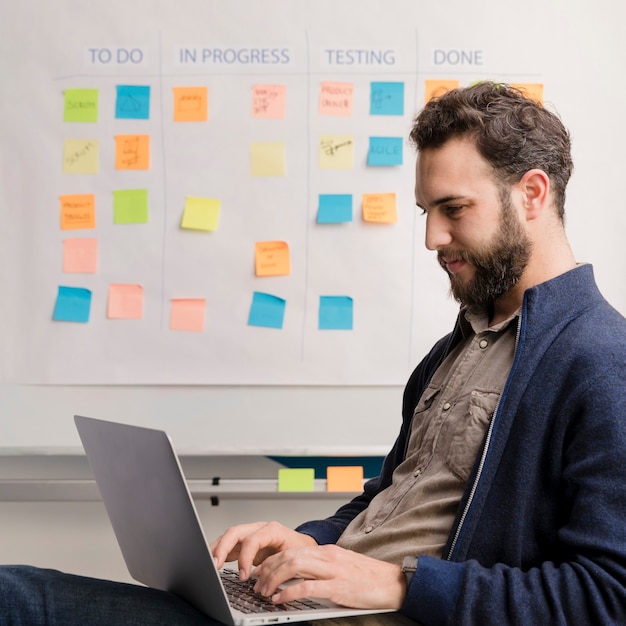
[157,31,169,329]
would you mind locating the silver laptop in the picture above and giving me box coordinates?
[74,415,395,625]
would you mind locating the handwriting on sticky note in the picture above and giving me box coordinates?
[181,197,220,231]
[170,299,206,332]
[115,85,151,120]
[362,193,397,223]
[60,194,96,230]
[370,81,404,116]
[278,468,315,492]
[250,142,286,176]
[255,241,290,276]
[63,139,99,174]
[424,79,460,104]
[107,284,144,319]
[63,238,98,273]
[326,466,364,492]
[319,135,354,170]
[252,84,286,119]
[319,82,354,116]
[173,87,208,122]
[64,89,99,123]
[367,137,403,166]
[115,135,150,170]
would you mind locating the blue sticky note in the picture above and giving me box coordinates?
[370,82,404,115]
[317,194,353,224]
[248,292,286,329]
[319,296,353,330]
[115,85,151,120]
[52,286,92,323]
[368,137,403,166]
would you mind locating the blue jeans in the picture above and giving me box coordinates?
[0,565,220,625]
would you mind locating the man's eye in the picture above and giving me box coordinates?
[445,205,463,216]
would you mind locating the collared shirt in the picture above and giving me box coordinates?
[335,307,519,565]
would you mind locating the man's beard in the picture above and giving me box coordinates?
[438,195,532,310]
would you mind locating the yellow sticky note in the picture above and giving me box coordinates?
[326,466,364,492]
[63,139,99,174]
[319,135,354,170]
[173,87,208,122]
[250,142,286,176]
[255,241,291,277]
[63,238,98,273]
[115,135,150,170]
[252,84,287,119]
[278,468,315,492]
[60,194,96,230]
[107,284,143,319]
[424,79,460,104]
[181,197,221,231]
[362,193,398,223]
[510,83,544,104]
[319,82,354,116]
[170,299,206,332]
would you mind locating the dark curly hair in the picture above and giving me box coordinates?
[409,82,573,220]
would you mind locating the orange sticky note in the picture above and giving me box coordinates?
[60,194,96,230]
[424,79,460,103]
[319,82,354,116]
[173,87,208,122]
[63,238,98,273]
[510,83,544,104]
[107,284,143,319]
[326,466,364,492]
[255,241,291,277]
[252,84,287,119]
[170,299,206,332]
[362,193,398,223]
[115,135,150,170]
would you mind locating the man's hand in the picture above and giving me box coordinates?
[210,521,318,580]
[252,544,406,610]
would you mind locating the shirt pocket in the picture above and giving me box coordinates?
[446,389,499,482]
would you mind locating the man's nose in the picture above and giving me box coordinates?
[425,212,453,251]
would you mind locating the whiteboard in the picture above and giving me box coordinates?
[1,0,625,453]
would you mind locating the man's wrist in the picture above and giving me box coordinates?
[401,556,419,589]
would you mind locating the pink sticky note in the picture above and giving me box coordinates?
[319,82,354,116]
[170,299,206,332]
[63,238,98,273]
[252,84,286,119]
[107,284,143,319]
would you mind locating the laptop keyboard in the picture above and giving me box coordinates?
[221,568,327,614]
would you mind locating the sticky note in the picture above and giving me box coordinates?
[317,194,353,224]
[510,83,544,104]
[60,194,96,230]
[250,142,286,176]
[52,286,92,323]
[115,135,150,170]
[424,79,460,103]
[319,296,353,330]
[319,135,354,170]
[170,299,206,332]
[370,82,404,115]
[64,89,99,123]
[173,87,208,122]
[63,139,99,174]
[181,197,221,231]
[252,84,287,119]
[255,241,290,277]
[113,189,149,224]
[319,82,354,116]
[278,468,315,492]
[63,238,98,273]
[326,466,364,492]
[115,85,151,119]
[367,137,403,166]
[248,292,286,329]
[107,284,143,320]
[362,193,398,223]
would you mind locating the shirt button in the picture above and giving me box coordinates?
[414,468,422,477]
[479,339,488,349]
[364,526,374,534]
[442,402,451,411]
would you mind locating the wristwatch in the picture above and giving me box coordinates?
[402,556,419,588]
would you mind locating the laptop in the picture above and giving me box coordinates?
[74,415,396,625]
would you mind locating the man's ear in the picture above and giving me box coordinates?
[517,169,550,221]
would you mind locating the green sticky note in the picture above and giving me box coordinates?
[277,468,315,492]
[113,189,149,224]
[64,89,99,123]
[181,197,221,231]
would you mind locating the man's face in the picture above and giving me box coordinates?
[414,137,531,309]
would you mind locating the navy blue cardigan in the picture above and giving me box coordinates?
[297,264,626,624]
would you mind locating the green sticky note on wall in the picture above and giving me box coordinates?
[113,189,149,224]
[64,89,99,123]
[277,468,315,492]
